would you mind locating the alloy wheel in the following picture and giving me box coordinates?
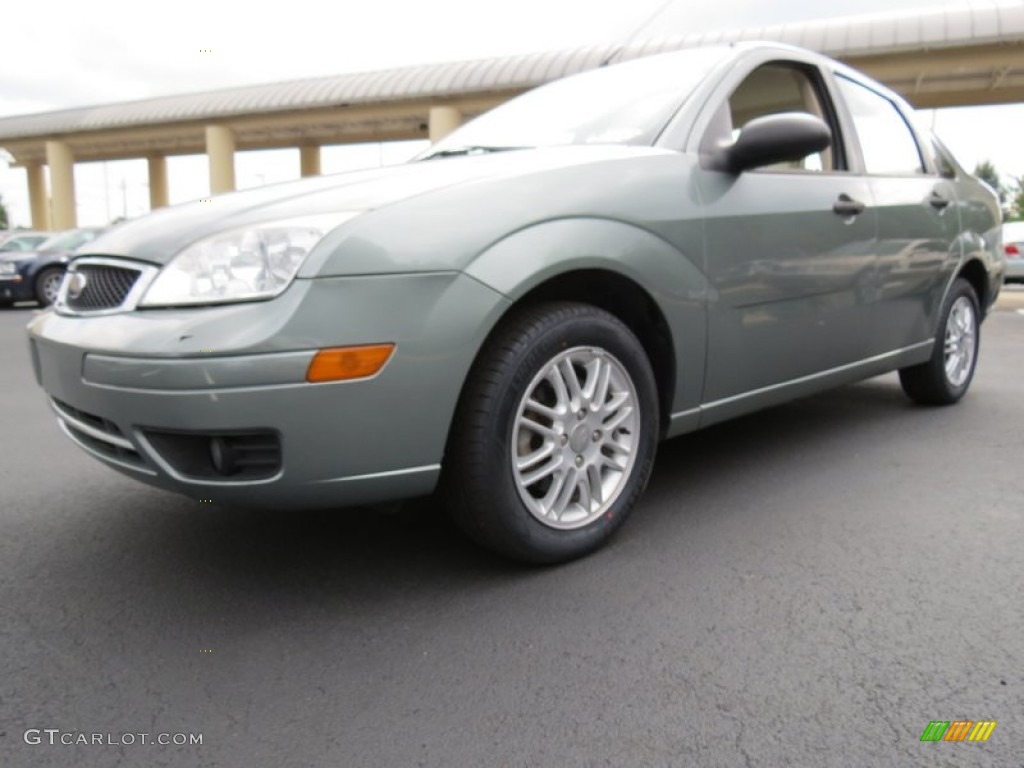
[943,295,976,388]
[511,346,640,530]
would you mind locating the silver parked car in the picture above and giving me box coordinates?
[1003,221,1024,283]
[27,43,1002,563]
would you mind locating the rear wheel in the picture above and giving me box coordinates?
[899,277,980,405]
[34,267,65,307]
[444,302,659,564]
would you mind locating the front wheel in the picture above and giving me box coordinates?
[444,302,659,564]
[899,277,980,405]
[34,267,65,307]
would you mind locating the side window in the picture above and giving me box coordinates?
[703,63,839,172]
[929,139,958,179]
[836,77,925,175]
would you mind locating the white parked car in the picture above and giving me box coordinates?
[1003,221,1024,283]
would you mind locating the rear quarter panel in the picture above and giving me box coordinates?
[954,177,1003,312]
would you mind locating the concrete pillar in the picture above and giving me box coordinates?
[205,125,236,195]
[299,144,321,177]
[26,162,51,231]
[147,154,169,210]
[45,140,77,229]
[428,106,463,143]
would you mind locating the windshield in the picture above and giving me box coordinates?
[39,229,99,252]
[420,48,728,158]
[0,235,46,252]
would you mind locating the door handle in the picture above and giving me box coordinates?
[929,192,951,210]
[833,194,865,217]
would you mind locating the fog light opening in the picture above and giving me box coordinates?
[209,436,239,476]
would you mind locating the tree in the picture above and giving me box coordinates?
[0,194,8,230]
[973,160,1006,204]
[1010,175,1024,221]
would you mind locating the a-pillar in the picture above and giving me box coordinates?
[205,125,236,195]
[299,144,321,177]
[26,162,51,231]
[45,141,76,229]
[428,106,463,143]
[147,154,169,210]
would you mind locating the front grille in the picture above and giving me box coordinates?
[66,264,141,310]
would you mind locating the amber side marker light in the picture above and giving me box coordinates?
[306,344,395,383]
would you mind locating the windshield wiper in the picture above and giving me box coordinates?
[419,145,529,161]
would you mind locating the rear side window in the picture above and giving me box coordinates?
[836,76,925,175]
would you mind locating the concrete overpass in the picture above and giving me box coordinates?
[1,1,1022,230]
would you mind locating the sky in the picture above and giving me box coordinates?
[1,0,1021,227]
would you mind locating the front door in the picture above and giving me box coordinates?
[694,61,879,404]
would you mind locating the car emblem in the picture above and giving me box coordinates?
[66,272,88,300]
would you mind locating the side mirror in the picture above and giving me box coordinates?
[707,112,832,174]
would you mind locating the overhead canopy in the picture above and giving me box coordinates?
[0,1,1022,166]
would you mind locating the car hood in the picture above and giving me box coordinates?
[79,145,661,266]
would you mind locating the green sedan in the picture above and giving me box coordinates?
[27,43,1002,563]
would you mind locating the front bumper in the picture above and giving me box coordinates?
[0,273,33,302]
[27,272,508,508]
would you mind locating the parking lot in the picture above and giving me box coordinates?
[1,290,1021,767]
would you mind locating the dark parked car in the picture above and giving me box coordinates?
[1,228,103,306]
[27,43,1001,563]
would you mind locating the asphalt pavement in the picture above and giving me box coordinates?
[1,292,1022,767]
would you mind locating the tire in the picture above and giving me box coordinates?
[899,277,980,405]
[444,302,659,564]
[34,267,65,307]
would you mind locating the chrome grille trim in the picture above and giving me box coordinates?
[56,420,157,476]
[55,257,160,316]
[50,398,156,475]
[51,398,133,450]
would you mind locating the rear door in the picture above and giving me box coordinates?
[833,75,961,355]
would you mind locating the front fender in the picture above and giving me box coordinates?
[464,217,709,428]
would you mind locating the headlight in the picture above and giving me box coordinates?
[140,213,357,307]
[0,262,18,276]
